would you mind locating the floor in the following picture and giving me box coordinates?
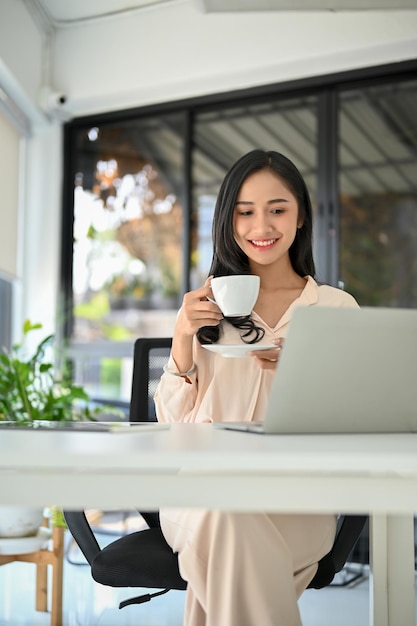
[0,561,372,626]
[0,527,372,626]
[0,512,392,626]
[0,558,371,626]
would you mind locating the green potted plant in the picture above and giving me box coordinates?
[0,319,98,424]
[0,320,115,539]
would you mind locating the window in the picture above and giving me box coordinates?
[191,96,318,288]
[71,113,185,344]
[65,114,185,405]
[0,107,24,351]
[0,278,12,352]
[339,79,417,306]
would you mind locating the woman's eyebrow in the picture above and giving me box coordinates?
[235,198,290,205]
[267,198,289,204]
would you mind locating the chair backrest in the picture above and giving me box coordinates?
[129,337,172,422]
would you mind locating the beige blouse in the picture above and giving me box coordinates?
[154,276,359,425]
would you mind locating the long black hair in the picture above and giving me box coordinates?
[197,149,316,345]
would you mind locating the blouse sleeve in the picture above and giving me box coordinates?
[154,345,199,423]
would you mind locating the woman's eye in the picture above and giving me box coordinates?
[271,208,284,214]
[238,210,253,216]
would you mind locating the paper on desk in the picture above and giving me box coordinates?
[108,422,171,433]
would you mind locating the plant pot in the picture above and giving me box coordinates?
[0,506,44,538]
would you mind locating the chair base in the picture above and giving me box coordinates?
[119,587,170,609]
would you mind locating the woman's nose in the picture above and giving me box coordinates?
[253,212,273,233]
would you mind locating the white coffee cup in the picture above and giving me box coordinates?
[210,275,260,317]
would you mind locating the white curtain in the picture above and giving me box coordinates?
[0,109,20,279]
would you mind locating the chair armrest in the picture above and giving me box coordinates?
[63,510,101,565]
[139,511,160,528]
[332,515,368,572]
[308,514,368,589]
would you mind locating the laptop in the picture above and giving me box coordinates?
[218,306,417,434]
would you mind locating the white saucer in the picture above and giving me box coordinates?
[0,526,52,555]
[202,344,276,358]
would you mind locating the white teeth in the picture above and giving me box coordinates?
[251,239,276,247]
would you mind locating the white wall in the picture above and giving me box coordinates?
[0,0,45,107]
[0,0,62,337]
[53,1,417,116]
[0,0,417,335]
[21,122,63,337]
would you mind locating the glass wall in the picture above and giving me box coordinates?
[71,113,185,343]
[339,79,417,306]
[67,113,185,403]
[191,96,319,288]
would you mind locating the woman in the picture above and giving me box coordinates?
[154,149,359,626]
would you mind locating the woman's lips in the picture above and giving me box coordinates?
[249,238,278,249]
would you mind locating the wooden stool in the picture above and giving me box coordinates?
[0,519,64,626]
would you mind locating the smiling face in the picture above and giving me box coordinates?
[232,168,302,272]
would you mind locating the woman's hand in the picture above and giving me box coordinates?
[250,338,285,371]
[175,278,223,338]
[171,279,223,374]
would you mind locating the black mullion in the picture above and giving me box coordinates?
[328,90,340,289]
[59,123,77,344]
[317,90,339,287]
[182,109,192,296]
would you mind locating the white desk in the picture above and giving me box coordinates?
[0,423,416,626]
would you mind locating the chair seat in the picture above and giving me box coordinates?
[91,527,187,590]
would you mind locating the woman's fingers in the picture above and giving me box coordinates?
[251,338,285,370]
[177,284,223,335]
[183,291,221,317]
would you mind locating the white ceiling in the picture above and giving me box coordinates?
[28,0,417,27]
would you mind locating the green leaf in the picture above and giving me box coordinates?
[31,334,54,364]
[23,320,43,335]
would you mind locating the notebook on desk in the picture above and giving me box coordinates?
[218,306,417,435]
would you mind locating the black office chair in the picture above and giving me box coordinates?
[64,336,368,610]
[129,337,173,423]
